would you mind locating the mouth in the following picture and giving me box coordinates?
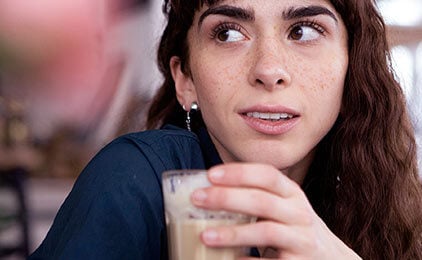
[244,112,296,122]
[239,106,300,135]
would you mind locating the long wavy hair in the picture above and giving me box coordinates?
[147,0,422,258]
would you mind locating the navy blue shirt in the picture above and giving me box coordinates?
[29,125,259,259]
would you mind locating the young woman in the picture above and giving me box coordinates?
[30,0,422,259]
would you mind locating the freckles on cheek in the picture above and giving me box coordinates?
[303,73,340,100]
[302,73,327,92]
[318,77,341,93]
[215,64,242,90]
[196,76,223,106]
[307,51,347,90]
[312,60,345,90]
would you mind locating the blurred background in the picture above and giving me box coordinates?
[0,0,421,259]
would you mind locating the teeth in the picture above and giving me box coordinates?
[246,112,293,120]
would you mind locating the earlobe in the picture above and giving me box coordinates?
[170,56,197,108]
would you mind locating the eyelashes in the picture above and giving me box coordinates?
[209,22,245,41]
[288,19,326,42]
[289,20,326,35]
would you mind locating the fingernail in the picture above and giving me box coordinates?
[209,169,224,182]
[202,229,218,242]
[192,189,207,203]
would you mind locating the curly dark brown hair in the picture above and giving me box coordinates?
[147,1,422,258]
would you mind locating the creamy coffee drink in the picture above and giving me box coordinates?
[162,170,253,260]
[168,219,248,260]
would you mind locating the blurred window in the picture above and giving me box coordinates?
[378,0,422,171]
[391,45,414,98]
[417,43,422,85]
[378,0,422,26]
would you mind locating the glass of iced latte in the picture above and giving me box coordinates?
[162,169,253,260]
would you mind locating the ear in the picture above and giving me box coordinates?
[170,56,197,110]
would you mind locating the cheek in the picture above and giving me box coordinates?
[304,53,347,95]
[192,56,243,106]
[295,58,346,121]
[324,57,347,100]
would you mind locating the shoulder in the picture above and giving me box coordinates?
[115,124,200,150]
[103,125,203,169]
[65,124,206,215]
[29,126,199,259]
[82,125,206,184]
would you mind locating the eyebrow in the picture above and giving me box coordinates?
[283,5,338,23]
[198,5,255,28]
[198,4,338,29]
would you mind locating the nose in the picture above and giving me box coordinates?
[248,43,291,90]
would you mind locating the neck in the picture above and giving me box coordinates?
[282,149,315,185]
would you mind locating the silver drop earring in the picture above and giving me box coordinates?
[185,102,198,131]
[336,175,341,189]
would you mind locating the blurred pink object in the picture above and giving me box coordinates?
[0,0,110,68]
[0,0,128,138]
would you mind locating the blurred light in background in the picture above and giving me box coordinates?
[378,0,422,26]
[390,46,414,97]
[378,0,422,170]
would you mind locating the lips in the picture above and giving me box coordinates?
[239,105,300,135]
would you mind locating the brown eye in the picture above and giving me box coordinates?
[212,23,246,43]
[288,23,323,42]
[290,26,303,41]
[217,30,230,42]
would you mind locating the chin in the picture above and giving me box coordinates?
[238,147,313,181]
[240,154,297,170]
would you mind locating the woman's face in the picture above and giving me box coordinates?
[172,0,348,182]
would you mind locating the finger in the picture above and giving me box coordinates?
[238,258,275,260]
[192,186,313,224]
[208,163,302,198]
[238,257,275,260]
[201,221,310,252]
[239,251,291,260]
